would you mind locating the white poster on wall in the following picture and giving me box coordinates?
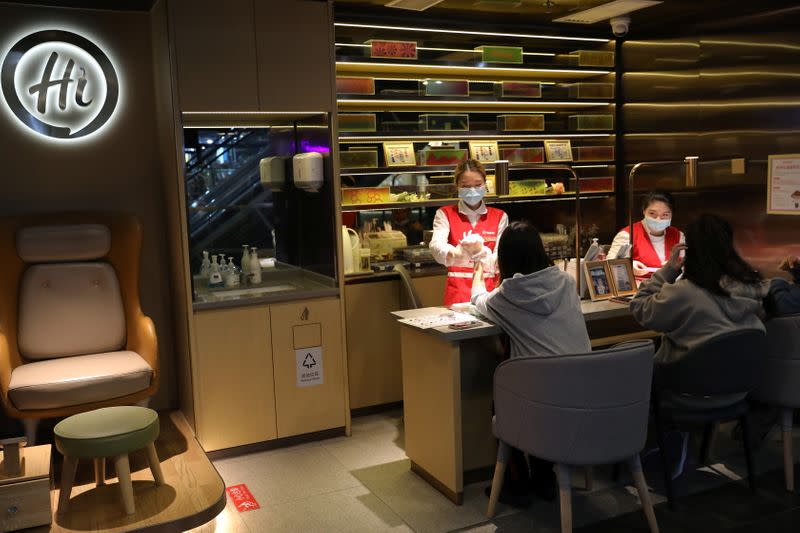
[295,346,324,387]
[768,154,800,215]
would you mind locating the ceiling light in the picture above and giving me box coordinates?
[385,0,446,10]
[554,0,661,24]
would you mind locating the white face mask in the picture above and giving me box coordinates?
[645,216,671,233]
[459,187,485,205]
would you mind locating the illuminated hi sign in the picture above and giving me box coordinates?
[1,29,119,139]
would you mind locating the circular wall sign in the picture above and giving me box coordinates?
[1,29,119,139]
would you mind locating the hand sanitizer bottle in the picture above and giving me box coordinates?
[199,250,211,279]
[241,245,251,274]
[224,258,241,288]
[248,246,262,284]
[208,255,224,288]
[219,255,229,275]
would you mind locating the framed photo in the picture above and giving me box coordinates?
[382,142,416,167]
[583,260,613,301]
[607,259,637,297]
[469,141,499,163]
[767,154,800,215]
[544,139,573,163]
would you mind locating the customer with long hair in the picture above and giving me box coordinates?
[630,213,768,364]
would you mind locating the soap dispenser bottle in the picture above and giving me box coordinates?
[248,246,262,285]
[208,254,224,288]
[241,245,251,274]
[224,258,240,288]
[199,250,211,279]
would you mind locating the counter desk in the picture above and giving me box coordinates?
[392,301,656,504]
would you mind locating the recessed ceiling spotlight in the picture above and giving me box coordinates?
[385,0,446,10]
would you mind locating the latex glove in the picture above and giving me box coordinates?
[632,260,648,277]
[459,230,484,257]
[667,243,688,270]
[470,245,491,262]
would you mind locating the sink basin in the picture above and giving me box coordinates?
[211,284,297,299]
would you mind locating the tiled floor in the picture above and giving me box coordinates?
[190,410,800,533]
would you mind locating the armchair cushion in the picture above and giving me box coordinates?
[8,351,152,410]
[18,263,126,359]
[17,224,111,262]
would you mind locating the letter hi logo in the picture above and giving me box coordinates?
[1,30,118,139]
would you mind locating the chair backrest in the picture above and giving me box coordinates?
[394,264,421,309]
[493,340,655,466]
[754,315,800,408]
[657,329,767,397]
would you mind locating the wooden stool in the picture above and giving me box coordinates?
[54,406,164,516]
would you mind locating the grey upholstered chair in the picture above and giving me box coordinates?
[753,315,800,491]
[486,340,659,533]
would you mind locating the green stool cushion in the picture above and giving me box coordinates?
[54,406,159,459]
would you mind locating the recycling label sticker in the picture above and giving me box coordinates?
[296,346,324,387]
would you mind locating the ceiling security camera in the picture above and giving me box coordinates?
[610,16,630,37]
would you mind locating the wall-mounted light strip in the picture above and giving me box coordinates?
[334,42,556,57]
[338,99,608,107]
[339,133,613,142]
[360,76,557,85]
[334,22,609,43]
[182,111,327,115]
[337,61,611,75]
[572,164,613,168]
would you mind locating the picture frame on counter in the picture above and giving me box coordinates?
[469,141,499,163]
[544,139,573,162]
[584,260,613,301]
[607,259,637,297]
[383,142,416,167]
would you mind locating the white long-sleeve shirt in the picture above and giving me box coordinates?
[607,221,685,264]
[429,200,508,275]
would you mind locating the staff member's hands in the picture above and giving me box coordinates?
[460,230,484,256]
[632,260,648,277]
[667,243,688,270]
[779,256,799,272]
[472,261,485,293]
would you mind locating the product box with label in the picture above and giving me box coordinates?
[340,150,379,169]
[499,147,545,164]
[421,79,469,97]
[418,114,469,131]
[573,146,615,162]
[497,114,545,132]
[568,114,614,131]
[341,187,391,205]
[577,50,615,67]
[417,149,469,166]
[336,77,375,95]
[367,39,417,59]
[475,45,523,64]
[579,176,615,192]
[496,81,541,98]
[568,83,615,99]
[338,114,377,133]
[509,179,549,196]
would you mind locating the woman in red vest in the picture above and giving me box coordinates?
[429,159,508,306]
[607,190,685,278]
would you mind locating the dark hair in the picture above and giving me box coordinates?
[454,159,486,185]
[683,214,761,297]
[641,190,675,213]
[497,221,552,281]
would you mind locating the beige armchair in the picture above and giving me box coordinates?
[0,213,159,443]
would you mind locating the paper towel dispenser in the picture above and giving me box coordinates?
[292,152,323,192]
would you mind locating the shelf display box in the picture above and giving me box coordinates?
[568,114,614,131]
[341,187,391,205]
[340,150,379,169]
[421,79,469,97]
[573,146,615,162]
[336,77,375,95]
[579,176,615,192]
[509,179,549,196]
[568,83,615,99]
[497,114,545,132]
[496,81,541,98]
[577,50,615,67]
[419,114,469,131]
[475,45,523,64]
[500,147,544,164]
[417,149,469,166]
[366,39,418,60]
[338,114,377,133]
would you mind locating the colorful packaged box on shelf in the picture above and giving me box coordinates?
[573,146,615,162]
[508,179,549,196]
[499,147,545,164]
[419,114,470,131]
[577,50,615,67]
[338,114,377,133]
[417,149,469,166]
[421,79,469,97]
[340,150,379,169]
[568,83,615,99]
[475,45,523,64]
[366,39,418,59]
[568,114,614,131]
[497,114,545,132]
[496,81,541,98]
[579,177,615,192]
[336,77,375,95]
[341,187,391,205]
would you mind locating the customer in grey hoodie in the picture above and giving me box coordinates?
[470,222,591,358]
[630,214,767,365]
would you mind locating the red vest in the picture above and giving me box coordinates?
[626,220,681,269]
[441,204,504,306]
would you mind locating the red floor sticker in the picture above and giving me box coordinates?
[226,484,260,512]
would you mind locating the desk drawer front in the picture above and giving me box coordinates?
[0,478,51,532]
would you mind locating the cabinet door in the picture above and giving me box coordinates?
[169,0,259,111]
[253,0,335,111]
[270,298,345,437]
[193,306,276,451]
[410,275,447,308]
[345,281,403,409]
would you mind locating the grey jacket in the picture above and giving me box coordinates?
[630,265,767,364]
[471,266,591,358]
[765,266,800,318]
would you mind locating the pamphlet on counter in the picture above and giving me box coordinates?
[398,310,486,330]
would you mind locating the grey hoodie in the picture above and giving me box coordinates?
[630,264,768,364]
[471,266,591,358]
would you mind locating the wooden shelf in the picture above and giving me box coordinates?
[339,132,615,143]
[336,61,612,82]
[339,162,615,175]
[341,191,613,212]
[337,98,612,112]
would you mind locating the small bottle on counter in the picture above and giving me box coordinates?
[199,250,211,279]
[241,245,251,275]
[219,255,229,275]
[208,255,224,288]
[224,258,240,288]
[248,246,262,284]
